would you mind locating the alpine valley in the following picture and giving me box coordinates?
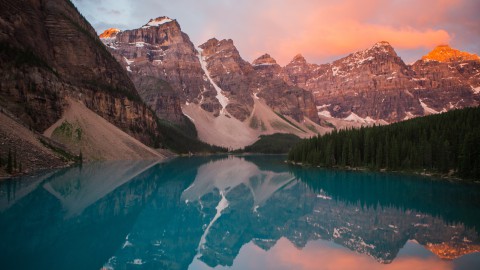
[2,1,480,270]
[1,0,480,177]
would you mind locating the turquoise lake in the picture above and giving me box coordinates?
[0,155,479,270]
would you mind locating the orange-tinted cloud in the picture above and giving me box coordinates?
[257,238,453,270]
[219,0,456,65]
[74,0,479,65]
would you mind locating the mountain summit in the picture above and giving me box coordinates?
[99,28,120,38]
[422,45,480,62]
[252,54,278,66]
[142,16,174,28]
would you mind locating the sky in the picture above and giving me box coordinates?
[72,0,480,66]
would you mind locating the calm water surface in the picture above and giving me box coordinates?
[0,155,479,270]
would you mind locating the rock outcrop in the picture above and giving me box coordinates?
[198,38,254,120]
[101,19,322,134]
[422,45,480,63]
[251,54,320,123]
[101,17,220,121]
[283,42,480,124]
[199,39,320,123]
[0,0,160,146]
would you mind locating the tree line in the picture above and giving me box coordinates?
[288,106,480,179]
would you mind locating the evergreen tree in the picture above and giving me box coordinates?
[288,106,480,180]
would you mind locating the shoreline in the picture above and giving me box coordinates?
[286,161,480,184]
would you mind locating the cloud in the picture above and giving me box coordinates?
[184,0,454,64]
[72,0,479,65]
[243,238,454,270]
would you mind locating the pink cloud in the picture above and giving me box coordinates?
[222,0,456,65]
[257,238,453,270]
[75,0,478,65]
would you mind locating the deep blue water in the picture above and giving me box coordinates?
[0,155,479,270]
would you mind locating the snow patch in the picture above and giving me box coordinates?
[344,112,376,124]
[316,104,331,110]
[419,99,439,114]
[413,223,430,227]
[124,57,134,65]
[253,62,275,67]
[357,56,374,65]
[333,228,340,238]
[403,111,415,120]
[471,86,480,94]
[122,234,133,249]
[332,66,340,76]
[143,17,173,28]
[318,110,332,118]
[197,48,229,114]
[132,259,144,265]
[124,57,133,73]
[183,113,195,123]
[317,194,332,200]
[196,191,229,256]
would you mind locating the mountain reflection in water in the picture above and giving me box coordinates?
[0,155,479,270]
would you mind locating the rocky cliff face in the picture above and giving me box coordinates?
[422,45,480,62]
[199,39,320,123]
[251,54,320,123]
[411,48,480,114]
[101,17,220,121]
[0,0,159,146]
[102,19,321,126]
[283,42,480,124]
[283,54,316,89]
[198,38,254,120]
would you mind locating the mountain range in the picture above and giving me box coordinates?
[0,0,479,175]
[100,16,480,148]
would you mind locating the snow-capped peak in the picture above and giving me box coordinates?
[142,16,174,28]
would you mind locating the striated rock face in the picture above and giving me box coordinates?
[102,17,220,121]
[283,42,480,124]
[199,38,254,120]
[0,0,159,146]
[410,56,480,114]
[199,39,320,123]
[422,45,480,62]
[251,54,320,123]
[283,54,315,89]
[100,18,321,127]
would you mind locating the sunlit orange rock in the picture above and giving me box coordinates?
[422,45,480,63]
[99,28,120,38]
[425,242,480,260]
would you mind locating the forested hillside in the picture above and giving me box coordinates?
[288,107,480,179]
